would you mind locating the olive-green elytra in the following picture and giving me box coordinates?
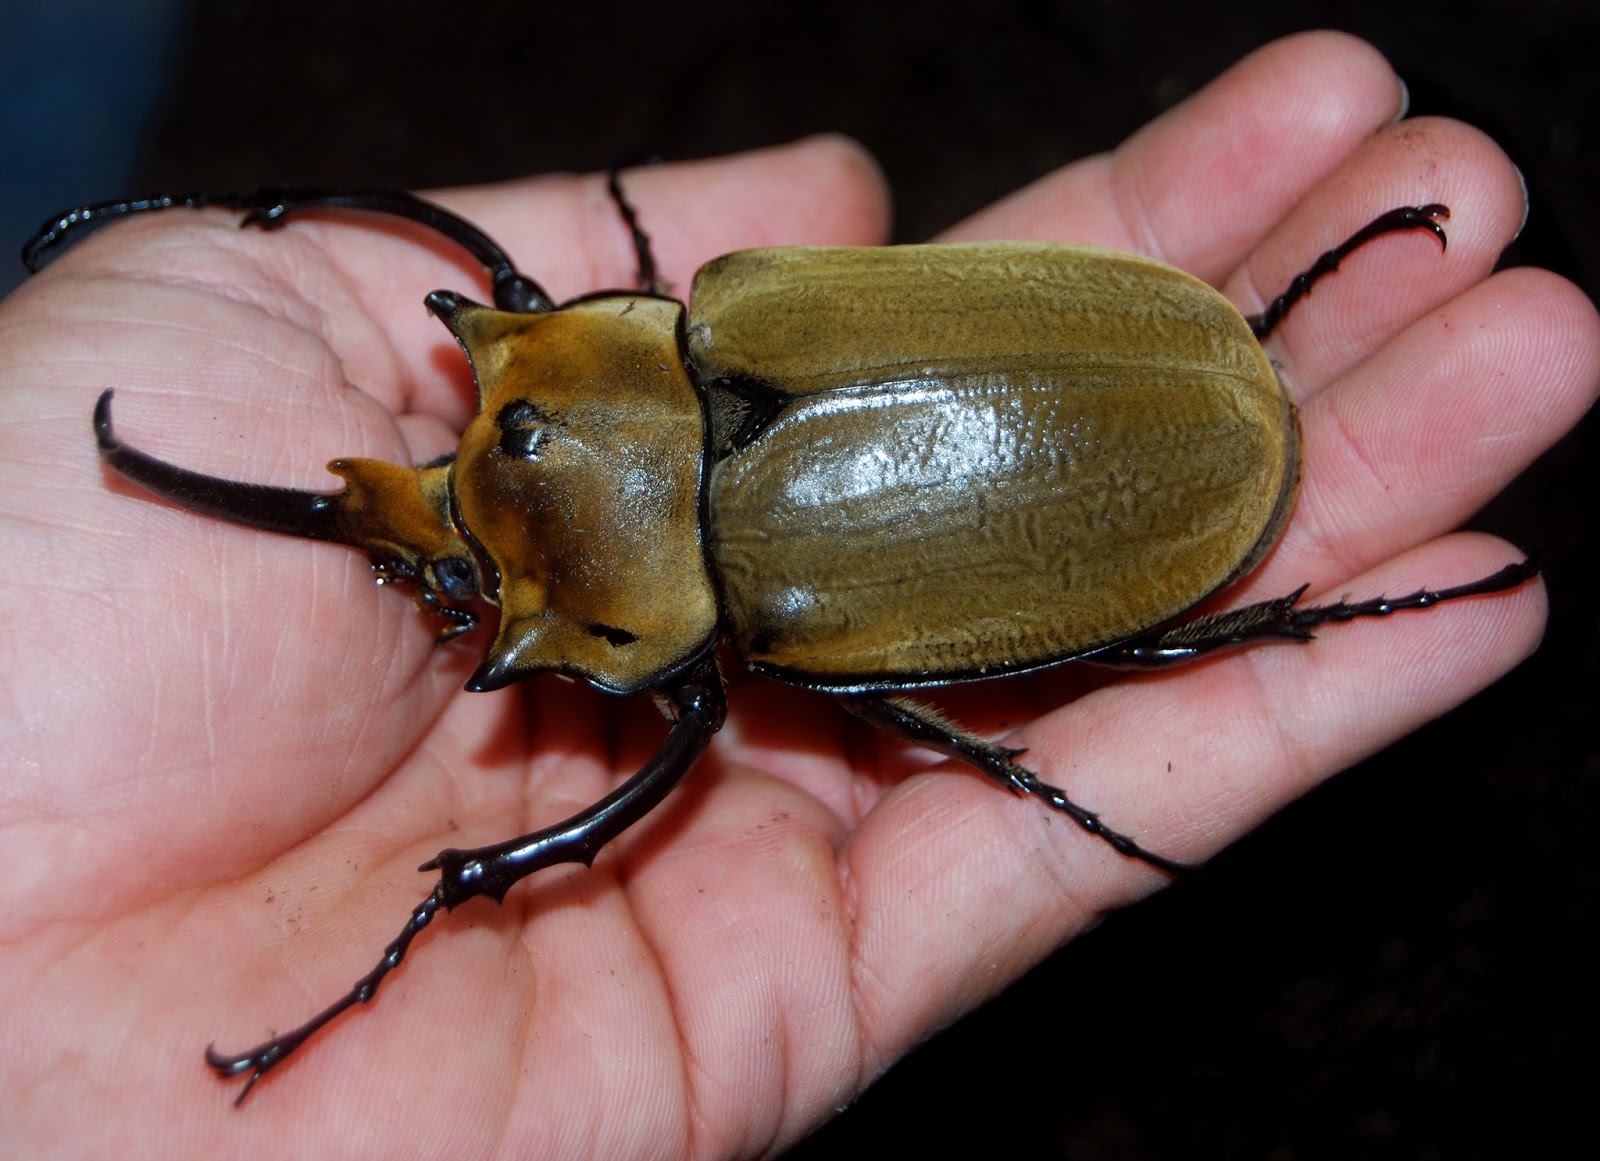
[692,244,1297,687]
[35,185,1531,1104]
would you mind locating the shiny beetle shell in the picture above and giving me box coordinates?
[440,242,1298,693]
[692,243,1297,687]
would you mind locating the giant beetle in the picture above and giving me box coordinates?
[22,178,1536,1103]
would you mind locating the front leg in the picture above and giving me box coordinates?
[206,658,726,1103]
[423,662,726,907]
[24,187,558,313]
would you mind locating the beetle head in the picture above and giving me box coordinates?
[430,291,721,695]
[92,285,724,698]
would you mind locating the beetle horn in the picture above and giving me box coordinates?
[94,389,483,620]
[95,389,350,542]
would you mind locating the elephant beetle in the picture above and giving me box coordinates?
[23,177,1536,1103]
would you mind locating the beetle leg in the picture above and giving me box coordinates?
[205,658,726,1103]
[1246,204,1449,340]
[840,694,1189,876]
[419,660,726,908]
[204,886,446,1105]
[1087,559,1539,667]
[24,187,556,314]
[606,168,666,295]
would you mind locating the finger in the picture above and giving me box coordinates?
[448,134,892,298]
[440,134,891,293]
[17,135,890,432]
[938,30,1405,274]
[308,135,891,423]
[598,758,858,1156]
[841,530,1547,1075]
[1259,266,1600,595]
[1106,532,1547,871]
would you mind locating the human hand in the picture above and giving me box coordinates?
[1,31,1593,1158]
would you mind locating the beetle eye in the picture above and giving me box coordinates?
[586,622,639,647]
[496,398,557,460]
[431,555,479,601]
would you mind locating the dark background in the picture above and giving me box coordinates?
[7,1,1594,1157]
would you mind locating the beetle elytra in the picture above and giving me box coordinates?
[24,179,1536,1102]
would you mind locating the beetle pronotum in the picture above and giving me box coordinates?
[23,180,1535,1102]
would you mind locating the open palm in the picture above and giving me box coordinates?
[1,32,1594,1159]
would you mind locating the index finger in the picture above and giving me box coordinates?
[320,135,892,423]
[936,30,1406,272]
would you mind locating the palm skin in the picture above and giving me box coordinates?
[0,31,1594,1159]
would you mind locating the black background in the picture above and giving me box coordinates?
[31,1,1600,1156]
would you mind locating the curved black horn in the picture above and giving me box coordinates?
[94,389,347,542]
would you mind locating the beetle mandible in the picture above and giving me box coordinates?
[22,178,1536,1103]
